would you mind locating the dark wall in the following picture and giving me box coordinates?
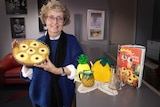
[135,0,154,46]
[152,0,160,40]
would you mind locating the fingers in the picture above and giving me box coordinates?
[12,39,18,48]
[34,63,44,68]
[34,60,48,69]
[33,57,54,71]
[45,57,51,63]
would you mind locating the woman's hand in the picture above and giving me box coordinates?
[12,39,18,48]
[34,57,60,75]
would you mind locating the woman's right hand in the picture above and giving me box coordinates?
[12,39,18,48]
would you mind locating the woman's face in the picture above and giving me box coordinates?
[45,10,64,37]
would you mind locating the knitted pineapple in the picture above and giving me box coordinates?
[76,54,90,77]
[91,57,113,82]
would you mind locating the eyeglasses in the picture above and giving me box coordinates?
[46,15,64,23]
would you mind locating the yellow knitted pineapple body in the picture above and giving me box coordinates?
[76,54,90,78]
[91,57,112,82]
[77,63,90,75]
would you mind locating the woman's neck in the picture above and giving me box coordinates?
[48,31,62,39]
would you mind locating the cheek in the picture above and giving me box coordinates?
[45,21,53,29]
[45,20,49,26]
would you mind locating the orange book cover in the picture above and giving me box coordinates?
[117,45,146,88]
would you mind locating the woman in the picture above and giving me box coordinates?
[12,0,83,107]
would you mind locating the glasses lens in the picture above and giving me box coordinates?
[47,16,64,23]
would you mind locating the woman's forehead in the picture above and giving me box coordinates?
[47,9,64,16]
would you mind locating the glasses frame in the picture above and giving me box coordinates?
[46,15,64,23]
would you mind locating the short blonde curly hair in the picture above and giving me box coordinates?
[40,0,70,26]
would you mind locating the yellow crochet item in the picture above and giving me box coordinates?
[91,58,112,82]
[77,63,90,74]
[76,54,91,78]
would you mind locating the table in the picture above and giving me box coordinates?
[76,45,160,107]
[76,83,160,107]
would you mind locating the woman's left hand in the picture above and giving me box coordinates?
[34,57,58,74]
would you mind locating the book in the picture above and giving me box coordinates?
[117,45,146,88]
